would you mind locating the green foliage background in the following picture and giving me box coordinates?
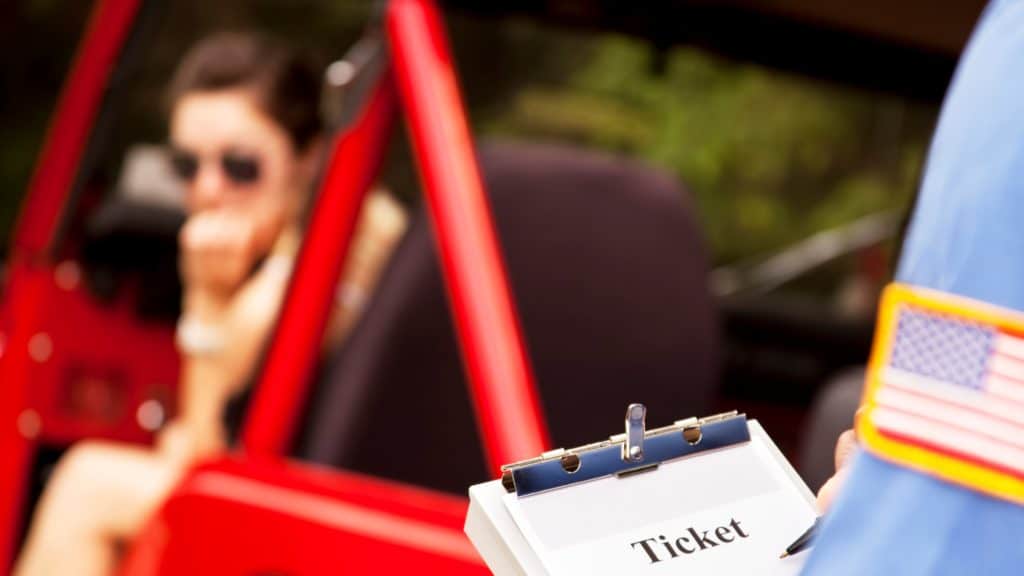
[471,32,934,264]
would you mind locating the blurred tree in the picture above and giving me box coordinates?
[475,34,936,264]
[0,1,92,258]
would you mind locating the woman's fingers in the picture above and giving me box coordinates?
[179,211,263,294]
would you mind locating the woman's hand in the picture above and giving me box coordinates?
[816,428,858,513]
[179,210,269,302]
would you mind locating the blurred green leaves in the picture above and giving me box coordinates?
[475,33,935,264]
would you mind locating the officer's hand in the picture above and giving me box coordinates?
[816,428,857,513]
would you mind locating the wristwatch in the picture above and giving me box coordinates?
[175,316,227,356]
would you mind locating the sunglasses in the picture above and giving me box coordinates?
[169,148,262,185]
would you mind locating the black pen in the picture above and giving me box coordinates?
[779,517,822,558]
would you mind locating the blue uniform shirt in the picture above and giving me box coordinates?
[802,1,1024,574]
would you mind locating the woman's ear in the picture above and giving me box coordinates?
[297,136,326,190]
[287,136,326,220]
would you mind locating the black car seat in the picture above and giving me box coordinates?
[295,141,719,494]
[83,145,185,322]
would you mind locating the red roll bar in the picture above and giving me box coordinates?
[242,0,551,472]
[241,73,399,457]
[386,0,551,471]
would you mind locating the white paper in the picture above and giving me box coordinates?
[502,423,816,575]
[467,479,547,575]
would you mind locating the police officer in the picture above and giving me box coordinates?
[804,1,1024,574]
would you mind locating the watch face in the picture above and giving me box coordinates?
[175,317,227,356]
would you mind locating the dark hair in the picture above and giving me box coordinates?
[167,32,322,151]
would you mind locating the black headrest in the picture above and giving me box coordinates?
[296,141,719,494]
[82,197,185,322]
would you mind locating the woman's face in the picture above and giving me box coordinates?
[170,89,307,250]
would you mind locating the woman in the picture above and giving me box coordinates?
[15,32,406,576]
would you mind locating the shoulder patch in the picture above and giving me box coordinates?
[858,283,1024,504]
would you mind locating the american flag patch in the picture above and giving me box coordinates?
[860,284,1024,503]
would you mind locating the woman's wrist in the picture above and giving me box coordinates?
[178,288,233,357]
[182,287,232,321]
[176,315,227,357]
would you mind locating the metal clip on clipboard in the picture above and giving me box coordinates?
[501,405,751,497]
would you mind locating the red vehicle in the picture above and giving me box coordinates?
[0,0,983,573]
[2,0,549,571]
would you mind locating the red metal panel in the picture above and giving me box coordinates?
[27,271,178,445]
[241,73,398,456]
[10,0,141,258]
[386,0,551,473]
[0,267,45,571]
[119,458,488,575]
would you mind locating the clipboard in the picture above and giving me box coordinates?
[465,405,817,575]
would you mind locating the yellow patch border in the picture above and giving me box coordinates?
[858,283,1024,504]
